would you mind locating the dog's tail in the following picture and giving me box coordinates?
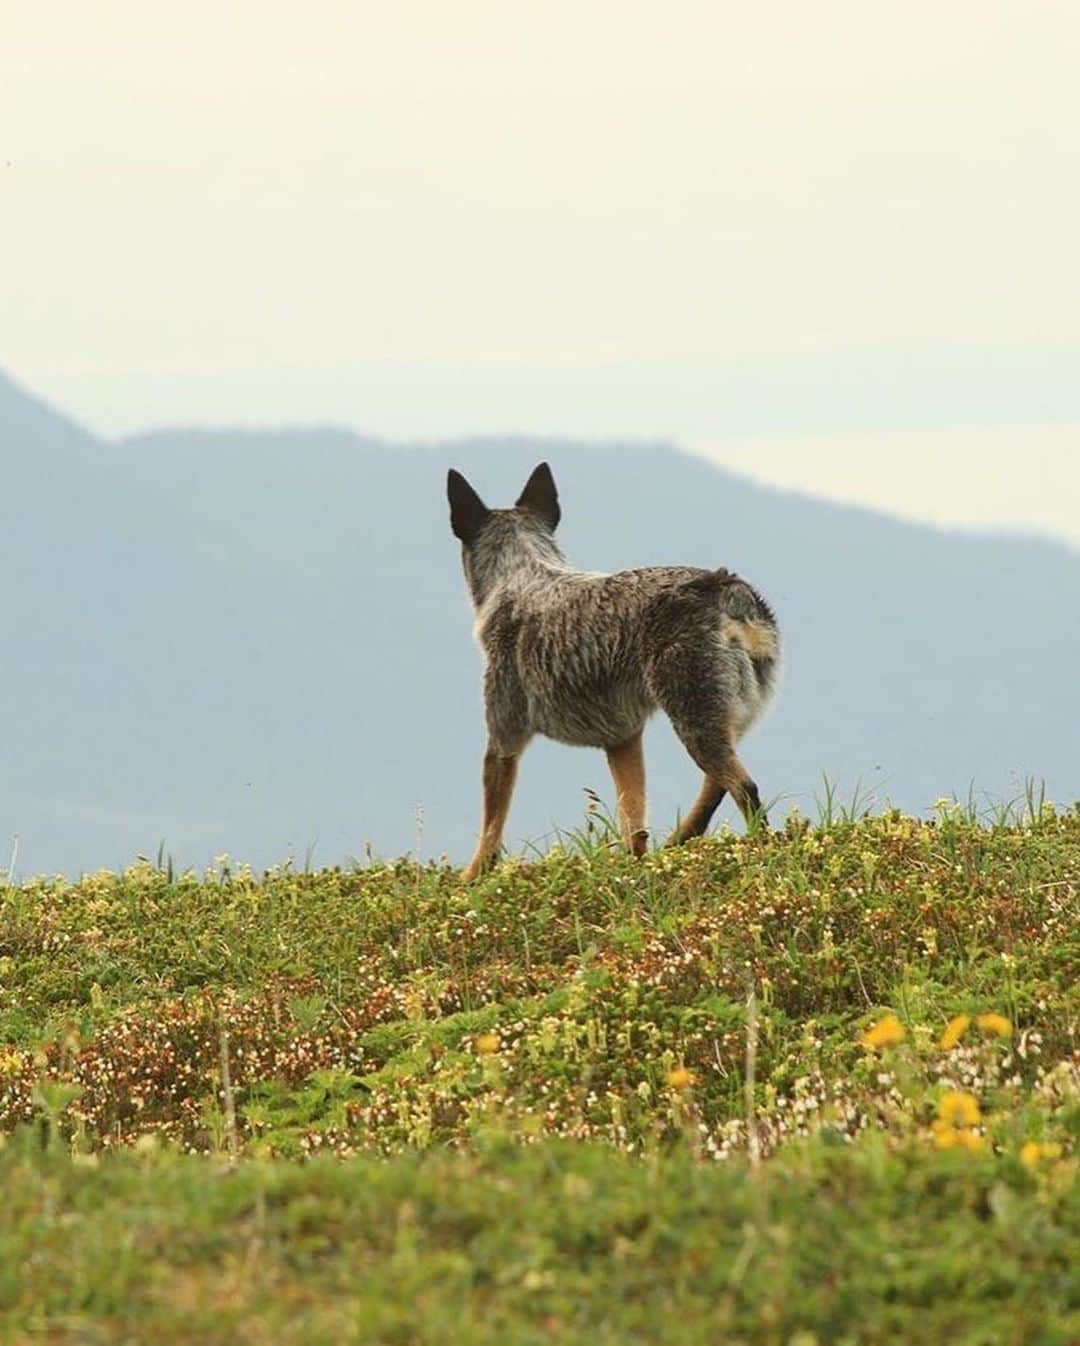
[721,616,780,661]
[680,567,780,663]
[711,570,780,663]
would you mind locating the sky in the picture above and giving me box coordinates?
[3,1,1078,545]
[692,430,1080,549]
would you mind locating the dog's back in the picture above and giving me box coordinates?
[480,563,779,751]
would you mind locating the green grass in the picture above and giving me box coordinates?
[3,1130,1076,1344]
[1,805,1078,1342]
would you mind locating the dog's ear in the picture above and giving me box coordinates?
[516,462,560,531]
[447,469,490,544]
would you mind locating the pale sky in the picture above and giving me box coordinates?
[3,1,1079,545]
[692,429,1080,550]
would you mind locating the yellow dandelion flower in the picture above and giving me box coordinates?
[861,1014,906,1048]
[666,1067,696,1090]
[475,1033,500,1056]
[1020,1141,1062,1167]
[0,1050,23,1077]
[938,1015,971,1051]
[937,1090,981,1127]
[931,1120,962,1150]
[932,1119,985,1152]
[976,1013,1012,1038]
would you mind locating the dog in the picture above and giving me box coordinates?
[448,462,779,879]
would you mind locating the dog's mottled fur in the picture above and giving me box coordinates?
[448,463,780,879]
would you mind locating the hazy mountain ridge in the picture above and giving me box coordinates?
[4,368,1078,876]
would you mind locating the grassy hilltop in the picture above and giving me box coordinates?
[1,805,1078,1343]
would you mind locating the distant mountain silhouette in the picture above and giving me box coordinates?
[3,366,1077,877]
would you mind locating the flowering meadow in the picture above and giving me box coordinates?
[1,804,1077,1342]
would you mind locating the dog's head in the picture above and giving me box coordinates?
[447,464,562,603]
[446,462,560,546]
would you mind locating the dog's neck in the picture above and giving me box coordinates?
[463,513,569,609]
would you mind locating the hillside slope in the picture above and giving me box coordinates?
[0,812,1077,1342]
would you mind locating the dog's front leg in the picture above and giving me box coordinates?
[462,748,520,881]
[606,732,649,857]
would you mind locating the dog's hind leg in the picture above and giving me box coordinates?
[667,731,766,839]
[673,717,766,832]
[606,732,649,857]
[665,751,767,841]
[462,748,521,881]
[668,775,727,844]
[649,652,767,840]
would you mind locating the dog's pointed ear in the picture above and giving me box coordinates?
[516,462,560,531]
[447,469,490,544]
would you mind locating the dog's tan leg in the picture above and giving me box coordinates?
[721,753,768,828]
[667,737,767,845]
[606,732,648,857]
[668,775,727,844]
[462,749,520,881]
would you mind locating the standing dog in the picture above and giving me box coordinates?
[448,463,779,880]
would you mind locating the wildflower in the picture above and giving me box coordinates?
[938,1015,970,1050]
[667,1067,695,1090]
[938,1090,981,1127]
[933,1122,985,1152]
[475,1033,500,1055]
[976,1013,1012,1038]
[932,1089,984,1152]
[1020,1141,1062,1167]
[861,1014,906,1048]
[0,1050,23,1077]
